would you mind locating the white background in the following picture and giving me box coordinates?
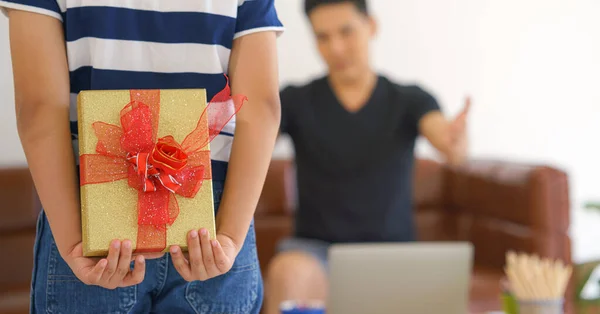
[1,0,599,262]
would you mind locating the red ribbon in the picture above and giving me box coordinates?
[80,76,246,253]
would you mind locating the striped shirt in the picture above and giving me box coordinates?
[1,0,284,162]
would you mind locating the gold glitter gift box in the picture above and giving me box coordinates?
[77,88,229,257]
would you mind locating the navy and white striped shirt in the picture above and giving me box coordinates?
[1,0,284,162]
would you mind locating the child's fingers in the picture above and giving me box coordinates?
[170,246,192,281]
[102,240,121,281]
[87,259,108,285]
[211,240,230,273]
[200,229,218,276]
[122,255,145,286]
[187,230,207,279]
[112,240,133,282]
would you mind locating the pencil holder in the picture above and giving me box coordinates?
[517,299,564,314]
[504,251,572,314]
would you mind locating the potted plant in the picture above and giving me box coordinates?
[585,201,600,211]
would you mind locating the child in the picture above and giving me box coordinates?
[1,0,283,313]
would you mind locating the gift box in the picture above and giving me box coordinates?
[77,79,244,257]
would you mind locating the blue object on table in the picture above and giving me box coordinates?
[280,301,325,314]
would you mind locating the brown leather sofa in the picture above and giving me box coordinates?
[254,158,573,314]
[0,168,39,314]
[0,158,573,314]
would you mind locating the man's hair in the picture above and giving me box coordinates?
[304,0,369,17]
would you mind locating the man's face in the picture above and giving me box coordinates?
[309,2,375,82]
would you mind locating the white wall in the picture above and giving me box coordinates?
[272,0,600,262]
[0,0,599,262]
[0,16,25,167]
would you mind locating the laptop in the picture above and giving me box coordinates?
[327,242,474,314]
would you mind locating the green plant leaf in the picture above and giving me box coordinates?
[585,201,600,210]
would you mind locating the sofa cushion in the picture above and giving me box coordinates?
[256,160,297,217]
[413,159,447,209]
[0,168,39,234]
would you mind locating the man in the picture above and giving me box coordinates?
[264,0,470,312]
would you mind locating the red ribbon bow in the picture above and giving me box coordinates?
[80,77,245,253]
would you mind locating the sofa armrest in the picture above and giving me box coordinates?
[449,160,569,232]
[447,160,571,266]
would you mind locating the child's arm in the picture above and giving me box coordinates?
[9,9,81,258]
[7,9,144,288]
[218,30,282,246]
[170,30,281,281]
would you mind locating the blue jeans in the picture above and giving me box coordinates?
[30,161,263,314]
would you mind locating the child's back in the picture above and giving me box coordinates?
[1,1,283,313]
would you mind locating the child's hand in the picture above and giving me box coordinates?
[63,239,146,289]
[169,228,239,281]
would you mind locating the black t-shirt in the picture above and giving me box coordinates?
[280,75,441,243]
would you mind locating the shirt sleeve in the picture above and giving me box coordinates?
[407,86,441,132]
[0,0,62,21]
[235,0,284,39]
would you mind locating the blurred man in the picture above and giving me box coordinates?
[265,0,470,312]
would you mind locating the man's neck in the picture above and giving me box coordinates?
[328,70,378,113]
[329,69,377,91]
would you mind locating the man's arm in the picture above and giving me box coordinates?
[216,30,281,248]
[419,98,470,166]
